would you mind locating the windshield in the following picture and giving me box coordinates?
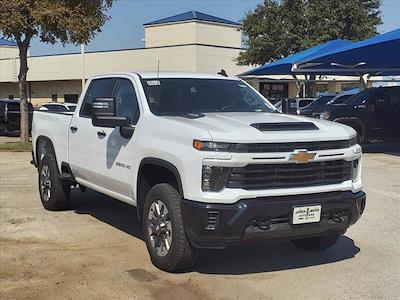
[141,78,276,115]
[345,88,378,105]
[308,95,335,109]
[329,94,353,105]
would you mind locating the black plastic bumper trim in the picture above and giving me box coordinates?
[181,191,366,249]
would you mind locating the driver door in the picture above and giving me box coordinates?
[94,77,141,199]
[69,78,115,185]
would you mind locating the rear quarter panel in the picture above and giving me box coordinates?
[32,111,73,170]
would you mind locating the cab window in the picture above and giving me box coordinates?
[113,79,140,124]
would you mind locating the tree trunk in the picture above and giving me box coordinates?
[305,74,317,97]
[18,43,29,142]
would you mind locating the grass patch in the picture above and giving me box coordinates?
[0,142,32,152]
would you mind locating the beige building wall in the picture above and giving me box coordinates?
[0,57,18,82]
[29,80,81,106]
[195,45,248,75]
[0,80,81,106]
[195,22,241,48]
[0,46,19,59]
[145,22,197,47]
[0,44,251,106]
[1,44,250,83]
[0,45,200,83]
[145,21,241,48]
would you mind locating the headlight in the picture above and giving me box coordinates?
[349,135,358,147]
[202,165,231,191]
[193,140,233,152]
[320,112,330,120]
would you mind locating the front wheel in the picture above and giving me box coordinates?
[143,183,197,272]
[291,233,341,251]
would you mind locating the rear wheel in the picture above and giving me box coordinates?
[143,183,197,272]
[38,154,70,211]
[291,233,341,251]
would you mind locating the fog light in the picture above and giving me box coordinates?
[202,165,230,192]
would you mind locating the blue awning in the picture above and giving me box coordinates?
[240,39,353,76]
[293,28,400,76]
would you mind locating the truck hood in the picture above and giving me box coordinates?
[166,112,355,143]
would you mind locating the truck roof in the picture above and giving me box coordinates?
[91,72,239,81]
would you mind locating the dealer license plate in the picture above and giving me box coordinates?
[292,205,321,224]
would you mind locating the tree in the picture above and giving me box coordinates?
[237,0,382,66]
[0,0,113,142]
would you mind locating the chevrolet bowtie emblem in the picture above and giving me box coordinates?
[290,150,316,164]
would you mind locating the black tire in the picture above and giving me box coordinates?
[143,183,197,272]
[38,154,70,211]
[291,233,341,251]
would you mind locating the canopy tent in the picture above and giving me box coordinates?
[240,39,353,76]
[292,28,400,76]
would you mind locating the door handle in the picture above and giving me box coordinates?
[97,130,106,138]
[70,126,78,133]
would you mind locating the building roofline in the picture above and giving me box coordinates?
[143,11,241,27]
[0,43,245,61]
[144,19,242,29]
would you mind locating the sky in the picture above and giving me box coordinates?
[27,0,400,56]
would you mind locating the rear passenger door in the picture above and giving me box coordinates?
[94,77,141,199]
[379,88,400,134]
[69,78,115,185]
[373,89,398,131]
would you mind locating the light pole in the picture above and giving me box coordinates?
[80,44,85,91]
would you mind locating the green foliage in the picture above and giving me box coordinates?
[0,0,113,142]
[237,0,382,65]
[0,142,32,152]
[0,0,113,45]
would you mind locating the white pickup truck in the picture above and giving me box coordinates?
[32,72,366,272]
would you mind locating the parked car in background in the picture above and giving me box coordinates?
[313,88,360,119]
[320,86,400,142]
[0,99,34,133]
[275,97,316,114]
[39,103,77,112]
[297,93,336,116]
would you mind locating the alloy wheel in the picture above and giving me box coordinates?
[40,165,52,201]
[147,200,172,257]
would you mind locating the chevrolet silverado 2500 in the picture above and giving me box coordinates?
[32,72,366,272]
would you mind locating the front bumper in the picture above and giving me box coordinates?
[181,191,366,249]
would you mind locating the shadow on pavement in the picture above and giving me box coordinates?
[70,189,360,275]
[195,236,359,275]
[70,189,143,240]
[362,141,400,156]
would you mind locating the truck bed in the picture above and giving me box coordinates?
[32,111,73,169]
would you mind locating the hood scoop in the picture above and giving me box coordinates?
[251,122,319,131]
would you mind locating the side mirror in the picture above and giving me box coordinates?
[92,97,129,128]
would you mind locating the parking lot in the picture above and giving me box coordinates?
[0,147,399,300]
